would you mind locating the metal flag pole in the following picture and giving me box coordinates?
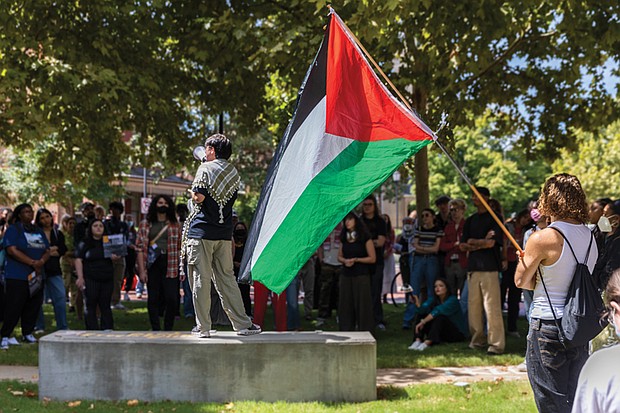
[328,6,524,255]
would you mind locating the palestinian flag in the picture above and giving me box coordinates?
[239,11,435,293]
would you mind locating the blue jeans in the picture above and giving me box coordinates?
[526,319,588,413]
[459,279,469,332]
[36,275,68,331]
[286,277,300,331]
[402,293,417,328]
[410,255,438,299]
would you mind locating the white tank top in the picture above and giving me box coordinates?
[530,221,598,320]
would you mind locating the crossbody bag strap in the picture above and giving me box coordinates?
[537,266,567,348]
[149,224,169,246]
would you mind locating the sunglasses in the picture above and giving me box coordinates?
[449,208,459,211]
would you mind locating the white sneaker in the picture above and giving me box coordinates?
[112,303,127,310]
[7,337,20,346]
[399,284,413,293]
[237,323,262,336]
[408,340,422,350]
[417,342,428,351]
[517,360,527,372]
[123,292,131,302]
[0,337,8,350]
[136,293,142,299]
[23,334,37,344]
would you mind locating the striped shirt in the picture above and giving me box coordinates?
[136,220,181,279]
[415,225,444,249]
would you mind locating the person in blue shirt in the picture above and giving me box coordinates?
[1,203,50,349]
[408,278,468,351]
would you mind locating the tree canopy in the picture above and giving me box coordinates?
[0,0,618,210]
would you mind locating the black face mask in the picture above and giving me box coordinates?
[156,206,168,214]
[234,230,247,238]
[0,218,5,226]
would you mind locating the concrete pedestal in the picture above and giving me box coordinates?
[39,330,376,402]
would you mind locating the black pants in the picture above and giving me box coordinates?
[414,314,465,344]
[399,254,411,286]
[1,278,44,337]
[84,277,114,330]
[338,275,374,333]
[147,254,179,331]
[370,263,385,324]
[237,283,252,317]
[500,261,521,332]
[318,263,340,319]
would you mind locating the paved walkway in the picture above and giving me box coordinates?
[1,365,527,386]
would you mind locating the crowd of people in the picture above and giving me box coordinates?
[0,141,618,410]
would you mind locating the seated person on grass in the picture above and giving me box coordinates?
[408,278,468,351]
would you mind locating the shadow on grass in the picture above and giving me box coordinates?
[377,385,409,400]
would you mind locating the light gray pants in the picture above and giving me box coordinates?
[187,238,252,332]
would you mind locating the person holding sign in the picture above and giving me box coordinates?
[1,203,50,350]
[136,195,182,331]
[75,219,116,330]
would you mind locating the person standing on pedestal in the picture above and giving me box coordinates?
[182,134,260,338]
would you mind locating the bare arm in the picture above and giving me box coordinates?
[515,229,561,290]
[75,258,85,290]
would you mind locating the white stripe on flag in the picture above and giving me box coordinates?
[251,96,353,268]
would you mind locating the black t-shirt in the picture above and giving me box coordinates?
[188,190,237,241]
[340,230,371,277]
[76,239,114,281]
[44,229,67,277]
[461,212,502,272]
[361,214,387,265]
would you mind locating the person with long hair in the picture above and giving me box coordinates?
[360,195,387,330]
[573,268,620,411]
[338,212,376,333]
[35,208,68,331]
[408,278,467,351]
[411,208,444,302]
[136,195,182,331]
[515,173,598,412]
[75,219,115,330]
[0,204,50,349]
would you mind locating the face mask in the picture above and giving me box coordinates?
[234,229,247,238]
[157,206,168,214]
[126,221,134,228]
[598,216,613,232]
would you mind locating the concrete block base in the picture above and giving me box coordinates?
[39,330,376,402]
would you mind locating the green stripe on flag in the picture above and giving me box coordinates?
[252,138,431,293]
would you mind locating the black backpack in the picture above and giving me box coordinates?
[539,227,608,348]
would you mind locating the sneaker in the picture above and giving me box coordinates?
[398,284,413,293]
[408,340,422,350]
[417,342,428,351]
[0,338,8,350]
[198,331,210,338]
[33,329,45,335]
[237,323,262,336]
[376,323,386,331]
[191,326,200,336]
[7,337,20,346]
[135,293,142,299]
[315,318,325,327]
[517,360,527,372]
[123,292,131,302]
[507,331,521,338]
[112,303,127,310]
[23,334,37,344]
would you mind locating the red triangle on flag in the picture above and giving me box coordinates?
[325,15,433,143]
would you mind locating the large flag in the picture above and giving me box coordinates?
[239,11,435,293]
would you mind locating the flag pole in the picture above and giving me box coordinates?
[328,6,524,255]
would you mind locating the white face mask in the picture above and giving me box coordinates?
[598,216,612,232]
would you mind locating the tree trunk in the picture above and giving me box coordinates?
[412,89,430,214]
[414,147,429,212]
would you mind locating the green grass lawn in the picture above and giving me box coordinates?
[0,299,529,368]
[0,379,537,412]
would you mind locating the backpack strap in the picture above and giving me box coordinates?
[549,226,593,265]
